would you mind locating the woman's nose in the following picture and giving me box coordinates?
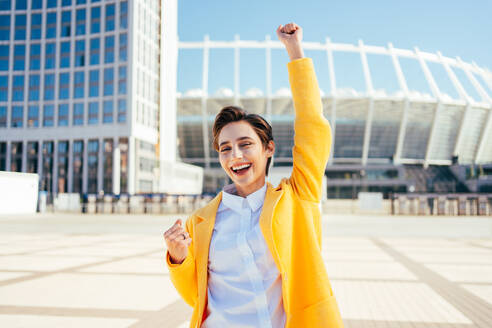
[231,146,243,159]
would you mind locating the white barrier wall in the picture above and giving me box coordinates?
[159,161,204,195]
[0,172,39,215]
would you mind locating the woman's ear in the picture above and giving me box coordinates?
[266,140,275,157]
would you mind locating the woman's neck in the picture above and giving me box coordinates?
[233,179,266,198]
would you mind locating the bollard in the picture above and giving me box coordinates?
[116,195,129,214]
[398,196,407,215]
[458,197,467,216]
[87,194,97,214]
[409,198,417,215]
[478,196,488,216]
[437,196,446,215]
[129,195,145,214]
[151,195,161,214]
[103,195,113,214]
[418,197,427,215]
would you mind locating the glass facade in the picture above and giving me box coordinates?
[0,106,6,127]
[58,141,69,193]
[41,141,54,193]
[73,140,83,193]
[10,142,23,172]
[26,141,38,173]
[0,142,6,171]
[87,139,99,193]
[43,105,55,127]
[103,139,113,193]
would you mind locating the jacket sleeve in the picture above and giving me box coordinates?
[287,58,332,202]
[166,217,198,307]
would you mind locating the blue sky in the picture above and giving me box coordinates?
[177,0,492,100]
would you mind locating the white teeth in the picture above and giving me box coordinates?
[232,164,251,171]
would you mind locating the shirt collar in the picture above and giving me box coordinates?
[220,183,267,213]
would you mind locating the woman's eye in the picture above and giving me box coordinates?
[220,148,231,152]
[240,143,251,147]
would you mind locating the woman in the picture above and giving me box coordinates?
[164,23,344,328]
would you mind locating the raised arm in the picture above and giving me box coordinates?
[277,23,332,202]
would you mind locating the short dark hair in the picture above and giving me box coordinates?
[212,106,274,176]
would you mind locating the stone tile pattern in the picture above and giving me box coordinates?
[0,227,491,327]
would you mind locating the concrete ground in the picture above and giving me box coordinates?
[0,213,491,328]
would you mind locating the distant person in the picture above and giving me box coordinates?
[164,23,344,328]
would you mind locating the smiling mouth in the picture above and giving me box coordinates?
[231,163,252,175]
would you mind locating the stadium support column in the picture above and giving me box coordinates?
[234,35,240,106]
[53,140,58,194]
[389,43,410,164]
[128,136,135,194]
[458,58,492,164]
[201,35,211,169]
[82,138,88,194]
[439,53,472,162]
[326,38,337,165]
[265,35,272,122]
[21,140,27,172]
[415,47,443,168]
[359,40,374,166]
[97,137,103,193]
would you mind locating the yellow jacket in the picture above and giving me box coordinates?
[167,58,344,328]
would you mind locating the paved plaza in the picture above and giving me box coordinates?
[0,214,491,327]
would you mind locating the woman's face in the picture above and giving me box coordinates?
[218,121,274,196]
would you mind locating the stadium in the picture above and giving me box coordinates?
[176,37,492,198]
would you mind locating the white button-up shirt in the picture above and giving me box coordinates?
[201,183,286,328]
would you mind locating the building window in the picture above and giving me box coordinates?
[41,141,54,193]
[59,41,70,68]
[103,100,113,123]
[74,71,84,98]
[105,4,115,31]
[0,142,6,170]
[43,105,54,127]
[46,12,56,38]
[89,69,99,97]
[32,0,43,9]
[31,14,42,40]
[88,101,98,124]
[103,138,113,192]
[30,43,41,70]
[76,0,86,4]
[45,43,56,69]
[104,35,114,63]
[11,106,23,128]
[47,0,57,8]
[74,40,85,67]
[73,102,84,125]
[117,99,126,123]
[58,103,68,126]
[118,66,126,95]
[10,142,23,172]
[62,0,71,7]
[103,68,113,96]
[26,141,38,173]
[0,1,11,10]
[44,74,55,100]
[0,45,8,71]
[28,74,40,101]
[120,1,127,29]
[90,38,100,65]
[0,106,6,127]
[61,11,71,37]
[12,75,24,101]
[90,6,100,34]
[73,140,83,193]
[16,0,27,10]
[76,9,86,35]
[58,141,69,193]
[0,16,10,41]
[27,105,39,127]
[59,72,69,99]
[119,33,127,61]
[15,14,26,40]
[0,76,7,101]
[87,139,99,193]
[13,45,25,70]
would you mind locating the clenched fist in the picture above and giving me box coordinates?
[276,23,304,61]
[164,219,192,264]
